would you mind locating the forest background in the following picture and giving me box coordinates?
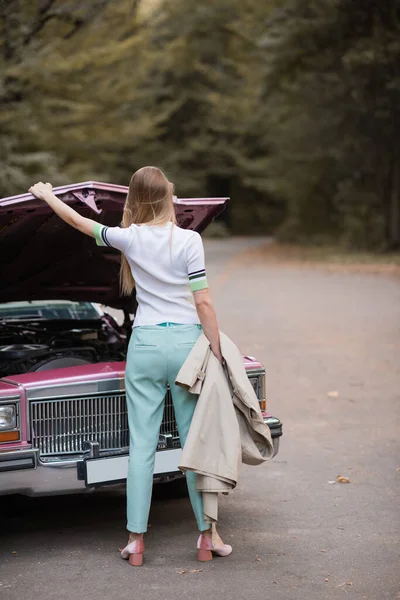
[1,0,400,250]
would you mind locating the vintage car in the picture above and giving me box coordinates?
[0,182,282,496]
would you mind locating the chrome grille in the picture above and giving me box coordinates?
[160,391,178,438]
[31,391,179,456]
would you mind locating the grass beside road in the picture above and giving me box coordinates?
[256,242,400,275]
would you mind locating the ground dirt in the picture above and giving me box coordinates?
[1,238,399,600]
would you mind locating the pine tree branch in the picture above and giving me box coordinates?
[22,0,57,46]
[0,0,21,60]
[39,0,57,16]
[22,1,113,46]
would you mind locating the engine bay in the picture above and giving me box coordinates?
[0,317,128,377]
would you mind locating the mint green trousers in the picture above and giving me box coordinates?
[125,323,209,533]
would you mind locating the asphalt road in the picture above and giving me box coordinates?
[1,237,400,600]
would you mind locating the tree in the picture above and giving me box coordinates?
[0,0,146,195]
[111,0,281,232]
[3,0,398,247]
[262,0,400,249]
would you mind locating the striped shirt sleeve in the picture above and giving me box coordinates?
[186,232,208,292]
[93,223,133,253]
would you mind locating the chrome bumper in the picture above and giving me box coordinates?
[0,448,87,496]
[0,447,183,497]
[264,415,282,457]
[0,416,282,497]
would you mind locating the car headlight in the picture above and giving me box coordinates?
[0,405,17,430]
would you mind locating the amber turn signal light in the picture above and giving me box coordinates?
[259,399,267,411]
[0,431,20,443]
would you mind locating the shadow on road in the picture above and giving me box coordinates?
[1,480,193,537]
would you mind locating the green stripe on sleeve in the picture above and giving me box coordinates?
[190,278,209,292]
[93,222,106,246]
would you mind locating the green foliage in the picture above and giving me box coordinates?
[0,0,145,193]
[263,0,400,249]
[0,0,274,220]
[1,0,399,248]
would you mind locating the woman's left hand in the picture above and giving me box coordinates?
[29,182,53,201]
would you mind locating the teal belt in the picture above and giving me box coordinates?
[156,322,202,328]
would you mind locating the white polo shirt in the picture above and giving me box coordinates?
[93,222,208,327]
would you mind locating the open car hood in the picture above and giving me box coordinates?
[0,182,228,309]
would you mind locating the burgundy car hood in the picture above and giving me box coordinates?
[0,182,228,309]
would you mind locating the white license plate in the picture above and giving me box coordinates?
[85,449,182,486]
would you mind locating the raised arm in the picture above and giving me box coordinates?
[29,182,133,252]
[29,182,97,238]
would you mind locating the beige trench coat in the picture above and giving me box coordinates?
[175,331,274,524]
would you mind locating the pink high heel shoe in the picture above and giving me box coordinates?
[120,538,145,566]
[197,532,233,562]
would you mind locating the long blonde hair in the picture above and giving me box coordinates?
[120,166,176,295]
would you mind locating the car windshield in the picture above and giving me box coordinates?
[0,301,101,321]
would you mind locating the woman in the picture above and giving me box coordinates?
[29,166,232,566]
